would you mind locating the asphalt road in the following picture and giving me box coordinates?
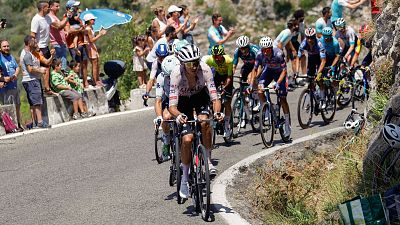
[0,86,356,225]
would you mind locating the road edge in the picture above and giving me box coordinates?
[211,127,344,225]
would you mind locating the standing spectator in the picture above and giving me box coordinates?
[207,13,235,54]
[331,0,367,28]
[31,0,54,96]
[292,9,306,85]
[179,4,199,44]
[48,0,68,72]
[146,26,176,71]
[166,5,188,37]
[132,35,150,88]
[0,40,23,131]
[84,13,107,87]
[145,25,155,50]
[152,6,168,41]
[21,36,54,129]
[316,7,333,38]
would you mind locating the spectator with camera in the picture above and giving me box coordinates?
[0,40,23,131]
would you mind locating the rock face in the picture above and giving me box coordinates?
[363,1,400,175]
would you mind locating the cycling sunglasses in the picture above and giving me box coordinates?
[184,60,200,68]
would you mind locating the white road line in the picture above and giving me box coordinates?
[211,127,344,225]
[0,107,154,140]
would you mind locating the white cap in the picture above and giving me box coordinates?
[83,13,97,22]
[168,5,182,13]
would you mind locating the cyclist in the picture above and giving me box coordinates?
[143,43,169,98]
[203,45,233,138]
[334,18,361,63]
[249,36,291,138]
[350,23,372,68]
[296,28,327,108]
[315,7,333,38]
[169,44,223,198]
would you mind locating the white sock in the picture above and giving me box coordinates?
[182,164,189,182]
[284,114,290,127]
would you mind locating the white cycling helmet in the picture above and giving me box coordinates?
[172,39,189,54]
[383,123,400,149]
[236,35,250,48]
[161,55,181,76]
[305,27,316,37]
[335,18,346,27]
[259,36,273,48]
[344,120,361,130]
[177,44,201,62]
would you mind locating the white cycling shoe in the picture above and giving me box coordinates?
[284,125,292,138]
[179,180,190,199]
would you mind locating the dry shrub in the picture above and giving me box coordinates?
[372,57,394,95]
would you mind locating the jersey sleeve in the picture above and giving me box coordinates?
[201,62,218,102]
[318,41,326,59]
[149,61,158,80]
[253,51,263,70]
[297,39,307,58]
[169,67,181,107]
[155,73,164,99]
[276,49,287,70]
[233,48,239,65]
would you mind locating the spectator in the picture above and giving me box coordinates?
[152,6,168,40]
[166,5,188,37]
[207,13,235,54]
[179,4,199,44]
[50,59,88,120]
[21,35,54,129]
[0,40,23,131]
[132,35,150,88]
[146,26,176,70]
[331,0,367,28]
[145,25,155,50]
[31,0,54,96]
[83,13,107,87]
[292,9,306,84]
[48,0,68,73]
[316,7,333,38]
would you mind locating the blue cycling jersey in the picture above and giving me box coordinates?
[232,44,260,66]
[319,36,341,58]
[297,39,326,58]
[254,47,286,73]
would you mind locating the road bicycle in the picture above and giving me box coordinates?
[297,69,337,129]
[231,77,261,136]
[373,108,400,191]
[175,114,212,221]
[258,87,291,148]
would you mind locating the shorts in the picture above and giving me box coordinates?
[240,64,254,82]
[0,88,21,105]
[60,89,82,102]
[307,54,321,77]
[22,79,43,106]
[258,69,288,97]
[214,73,233,96]
[177,88,211,135]
[362,50,372,66]
[69,45,88,63]
[287,40,300,60]
[161,96,169,110]
[40,47,51,67]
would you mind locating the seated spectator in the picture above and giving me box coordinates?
[66,60,95,117]
[50,59,88,120]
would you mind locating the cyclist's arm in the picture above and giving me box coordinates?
[146,61,159,93]
[318,58,326,74]
[332,54,340,67]
[168,71,182,118]
[296,40,307,73]
[277,69,287,85]
[155,75,164,117]
[232,49,239,74]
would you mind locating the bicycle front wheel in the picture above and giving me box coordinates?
[321,85,336,123]
[195,144,211,221]
[297,89,313,129]
[336,77,352,108]
[231,93,243,137]
[260,102,274,148]
[175,135,183,204]
[155,128,163,164]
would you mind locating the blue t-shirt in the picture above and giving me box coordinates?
[0,53,18,90]
[297,39,326,58]
[207,25,228,54]
[254,47,286,73]
[232,44,260,66]
[315,17,333,33]
[331,0,348,23]
[273,29,293,48]
[319,36,341,57]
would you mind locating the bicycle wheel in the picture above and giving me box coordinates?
[231,94,243,137]
[259,102,274,148]
[175,135,183,204]
[155,128,163,164]
[223,116,234,143]
[250,99,261,132]
[169,141,176,187]
[195,144,211,221]
[321,85,336,123]
[278,111,291,143]
[297,89,313,129]
[336,77,352,108]
[374,147,400,190]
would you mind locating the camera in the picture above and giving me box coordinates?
[0,19,7,29]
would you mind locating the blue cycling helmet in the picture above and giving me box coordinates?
[322,27,333,36]
[155,43,169,57]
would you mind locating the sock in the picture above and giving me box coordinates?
[224,116,230,130]
[182,164,189,182]
[284,114,290,127]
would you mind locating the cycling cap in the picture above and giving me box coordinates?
[161,55,181,76]
[172,39,189,54]
[322,27,333,36]
[383,123,400,149]
[259,36,273,48]
[156,43,169,57]
[305,27,316,37]
[177,44,201,62]
[211,45,225,56]
[335,18,346,27]
[236,35,250,48]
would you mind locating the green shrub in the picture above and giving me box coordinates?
[195,0,204,6]
[274,1,293,19]
[299,0,320,10]
[217,0,237,28]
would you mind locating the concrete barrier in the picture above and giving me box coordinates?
[0,104,17,135]
[124,87,156,111]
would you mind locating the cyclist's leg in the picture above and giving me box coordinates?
[257,70,269,103]
[275,73,291,134]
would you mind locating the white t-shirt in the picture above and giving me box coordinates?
[31,14,52,48]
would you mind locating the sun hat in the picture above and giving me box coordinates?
[168,5,182,13]
[83,13,97,22]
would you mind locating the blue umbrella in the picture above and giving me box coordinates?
[80,9,132,31]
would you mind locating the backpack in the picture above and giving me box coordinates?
[1,111,18,133]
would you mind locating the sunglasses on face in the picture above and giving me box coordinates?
[262,48,272,53]
[184,60,200,68]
